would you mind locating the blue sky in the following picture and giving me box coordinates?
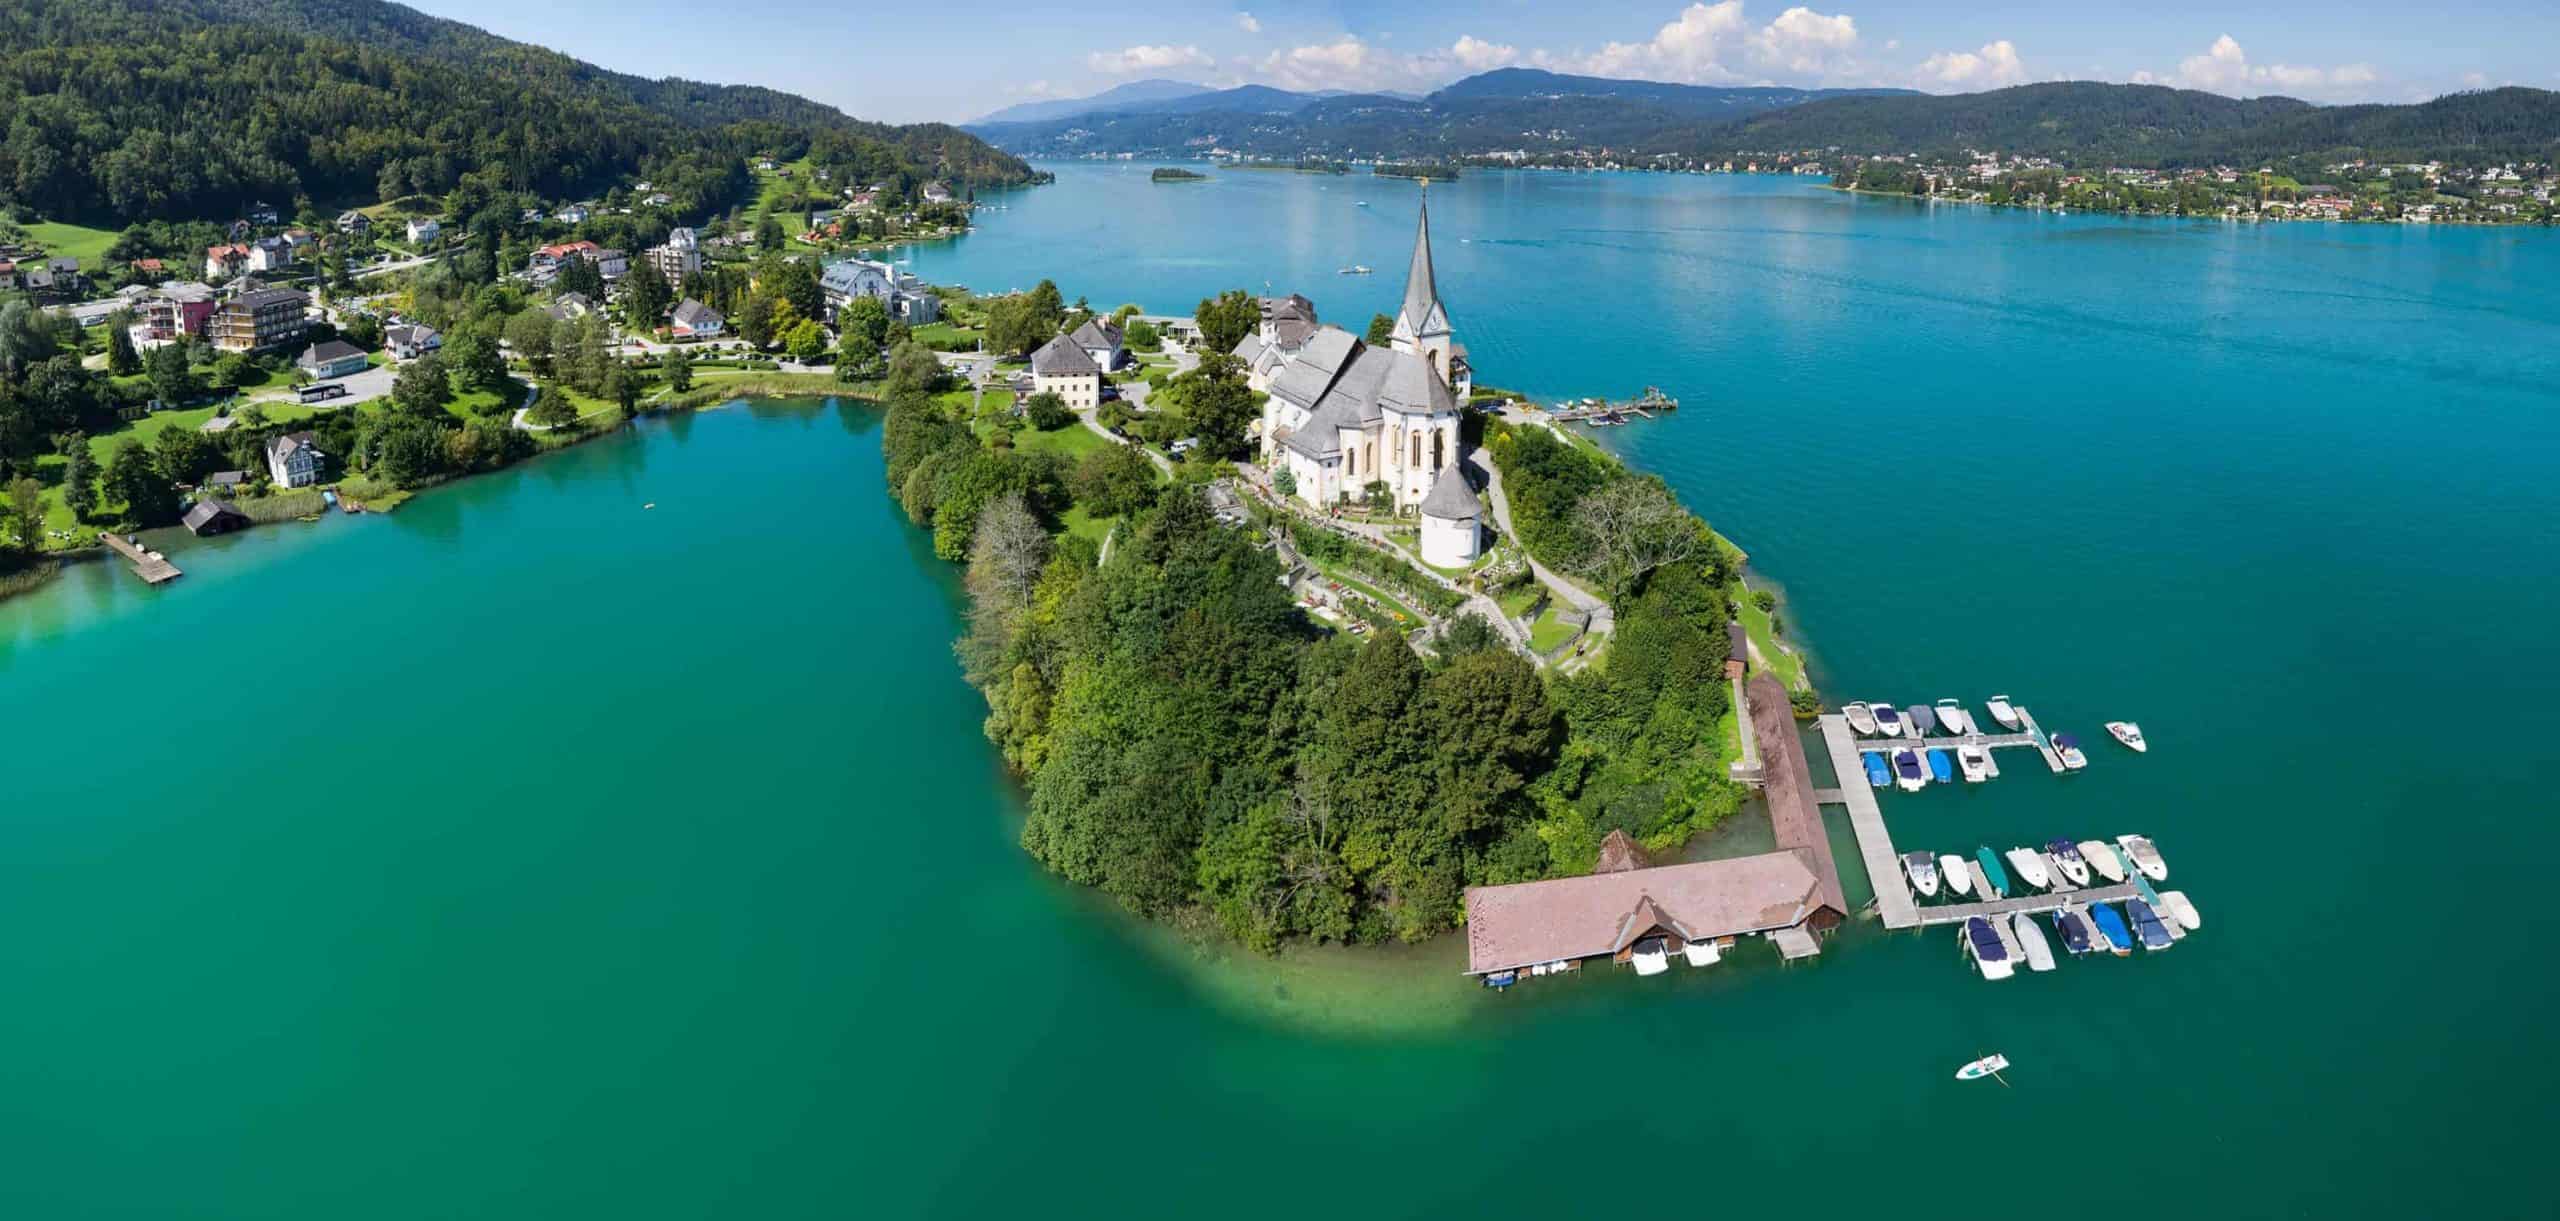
[411,0,2555,124]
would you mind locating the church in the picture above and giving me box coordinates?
[1239,197,1482,566]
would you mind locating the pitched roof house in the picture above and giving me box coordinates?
[265,431,324,488]
[670,298,725,338]
[1030,334,1102,410]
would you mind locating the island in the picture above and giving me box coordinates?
[1373,162,1460,182]
[1150,167,1208,183]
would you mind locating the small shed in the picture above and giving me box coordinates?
[1725,620,1748,680]
[182,500,251,536]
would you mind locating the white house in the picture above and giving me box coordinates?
[555,203,591,224]
[265,432,324,488]
[295,340,370,380]
[247,236,294,272]
[1068,317,1126,371]
[386,323,442,361]
[670,298,725,339]
[1030,335,1102,410]
[405,217,442,244]
[818,258,942,324]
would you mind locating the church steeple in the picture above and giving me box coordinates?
[1391,190,1453,366]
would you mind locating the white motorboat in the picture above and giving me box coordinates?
[2004,848,2054,892]
[1630,937,1671,976]
[1871,702,1906,737]
[1936,699,1975,736]
[1955,1053,2011,1081]
[1903,851,1941,898]
[2116,835,2168,882]
[1986,694,2022,730]
[1962,918,2014,981]
[2079,840,2126,883]
[2010,912,2057,972]
[1957,745,1992,783]
[2106,721,2148,752]
[1939,854,1974,897]
[2051,733,2089,770]
[2045,839,2092,887]
[2159,891,2202,931]
[1844,701,1879,735]
[1681,938,1722,967]
[1891,749,1928,792]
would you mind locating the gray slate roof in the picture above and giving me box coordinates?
[1420,464,1482,520]
[1397,196,1450,339]
[671,298,722,329]
[298,340,363,366]
[183,501,248,531]
[1069,317,1122,351]
[1031,334,1099,377]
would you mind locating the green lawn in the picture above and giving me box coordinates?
[1496,585,1544,620]
[22,220,118,266]
[1527,605,1582,654]
[1060,504,1118,546]
[86,402,326,465]
[1009,420,1107,462]
[1734,584,1808,691]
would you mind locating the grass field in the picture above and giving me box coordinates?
[1007,419,1107,462]
[86,403,327,465]
[1735,584,1808,691]
[1527,605,1581,653]
[21,220,118,266]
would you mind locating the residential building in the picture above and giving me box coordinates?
[386,324,442,361]
[296,340,371,380]
[205,243,251,280]
[921,181,954,204]
[405,217,442,244]
[592,248,629,281]
[545,292,596,321]
[555,203,591,224]
[265,432,324,488]
[141,282,219,341]
[247,201,280,225]
[336,209,373,236]
[642,192,671,207]
[1068,317,1125,371]
[670,298,725,339]
[210,287,311,353]
[248,236,295,273]
[1030,335,1102,410]
[0,259,15,290]
[645,228,700,281]
[818,258,942,325]
[530,241,601,272]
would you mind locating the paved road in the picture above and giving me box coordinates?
[1467,437,1610,620]
[253,363,395,409]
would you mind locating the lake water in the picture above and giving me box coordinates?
[7,165,2557,1218]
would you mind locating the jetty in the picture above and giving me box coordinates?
[1543,386,1679,424]
[100,532,181,585]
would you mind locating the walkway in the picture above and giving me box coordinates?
[1237,470,1534,660]
[101,532,181,585]
[1814,713,1920,930]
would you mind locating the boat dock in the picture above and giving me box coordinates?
[100,532,181,585]
[1543,386,1679,423]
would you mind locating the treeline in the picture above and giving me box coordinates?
[0,0,1036,224]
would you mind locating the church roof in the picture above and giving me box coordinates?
[1419,464,1481,521]
[1267,326,1359,410]
[1396,195,1450,339]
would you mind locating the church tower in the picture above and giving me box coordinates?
[1388,192,1454,381]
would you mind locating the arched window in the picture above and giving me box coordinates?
[1410,432,1422,468]
[1433,430,1445,471]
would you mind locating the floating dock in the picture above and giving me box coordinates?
[1543,386,1679,423]
[100,532,181,585]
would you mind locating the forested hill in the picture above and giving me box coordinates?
[1710,82,2560,166]
[0,0,1036,224]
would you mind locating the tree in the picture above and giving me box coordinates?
[60,434,95,520]
[210,352,255,390]
[838,294,891,357]
[885,341,945,395]
[1124,318,1160,350]
[445,323,508,392]
[1193,288,1258,354]
[784,318,827,363]
[527,386,577,429]
[102,441,177,527]
[606,360,642,421]
[1365,312,1395,345]
[505,309,554,378]
[1068,443,1158,518]
[755,212,786,250]
[664,347,693,392]
[6,476,40,552]
[1567,476,1701,597]
[1157,354,1258,459]
[143,340,197,404]
[1273,465,1296,498]
[391,351,454,420]
[737,294,778,348]
[622,261,672,328]
[152,425,218,486]
[1023,391,1072,431]
[107,326,141,376]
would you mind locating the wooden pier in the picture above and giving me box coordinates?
[1542,386,1679,424]
[99,532,181,585]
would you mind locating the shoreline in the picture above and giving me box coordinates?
[1825,182,2553,227]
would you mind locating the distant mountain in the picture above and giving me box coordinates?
[974,79,1212,126]
[967,68,1910,159]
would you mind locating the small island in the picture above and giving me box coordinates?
[1371,162,1459,181]
[1150,167,1208,183]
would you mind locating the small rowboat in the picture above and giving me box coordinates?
[1955,1053,2011,1081]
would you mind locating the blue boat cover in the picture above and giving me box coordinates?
[2047,838,2077,859]
[1894,752,1923,778]
[2053,733,2081,750]
[1927,749,1954,781]
[1874,706,1902,725]
[1965,917,2006,960]
[2089,903,2132,948]
[2054,911,2092,953]
[1863,753,1891,784]
[2128,899,2172,946]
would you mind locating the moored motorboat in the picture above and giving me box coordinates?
[1936,699,1975,736]
[2052,907,2095,955]
[1974,847,2011,899]
[1986,694,2022,730]
[1844,701,1879,735]
[1630,936,1671,975]
[2051,733,2088,770]
[2159,891,2202,931]
[2010,912,2056,971]
[1926,748,1955,784]
[2105,721,2148,752]
[1871,703,1905,737]
[1958,745,1992,782]
[1862,752,1892,787]
[1955,1053,2011,1080]
[2080,839,2127,883]
[2046,839,2091,887]
[1903,851,1941,898]
[1907,704,1938,736]
[1940,854,1974,897]
[1962,917,2014,980]
[1682,937,1722,967]
[1969,859,2000,901]
[2087,902,2134,956]
[1892,749,1927,792]
[2004,848,2053,892]
[2126,898,2175,950]
[2116,834,2168,882]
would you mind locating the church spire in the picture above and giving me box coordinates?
[1397,190,1449,340]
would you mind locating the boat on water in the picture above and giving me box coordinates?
[1907,704,1938,736]
[1844,701,1879,735]
[1935,699,1974,735]
[2117,834,2168,882]
[1958,745,1992,782]
[2003,848,2053,892]
[2105,721,2148,752]
[2011,912,2057,971]
[2052,908,2095,955]
[2126,899,2175,950]
[2159,891,2203,931]
[2052,733,2088,770]
[1903,851,1941,898]
[1682,937,1723,967]
[1871,703,1906,737]
[1955,1053,2011,1081]
[1986,694,2022,730]
[1926,748,1955,784]
[1630,936,1671,976]
[1483,970,1518,989]
[2087,903,2135,956]
[1337,264,1373,275]
[2046,839,2092,887]
[1892,749,1928,792]
[2080,839,2127,883]
[1969,859,2000,901]
[1862,752,1892,787]
[1940,855,1974,897]
[1962,917,2014,981]
[1975,848,2012,899]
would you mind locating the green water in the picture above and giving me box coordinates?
[7,166,2559,1217]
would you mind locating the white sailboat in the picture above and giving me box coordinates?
[1986,694,2022,730]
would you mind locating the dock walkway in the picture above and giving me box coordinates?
[100,532,180,584]
[1815,714,1919,930]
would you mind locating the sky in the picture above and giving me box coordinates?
[408,0,2556,125]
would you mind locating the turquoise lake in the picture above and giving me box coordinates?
[5,164,2556,1217]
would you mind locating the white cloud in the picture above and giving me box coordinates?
[1087,44,1214,75]
[1236,12,1261,35]
[1256,36,1443,92]
[1916,39,2026,89]
[1541,2,1863,85]
[2155,35,2378,100]
[1753,7,1860,74]
[1452,35,1521,72]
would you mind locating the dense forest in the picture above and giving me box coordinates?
[0,0,1035,224]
